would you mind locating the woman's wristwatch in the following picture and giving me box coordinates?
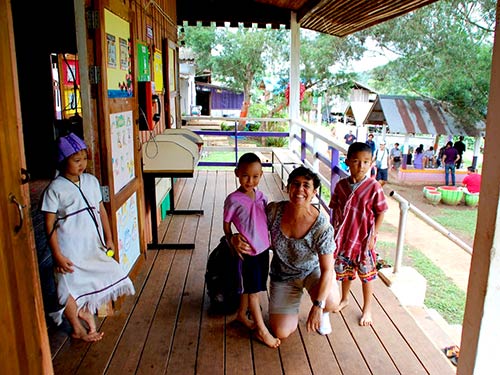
[313,300,325,309]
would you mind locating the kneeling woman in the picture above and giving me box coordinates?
[267,166,340,339]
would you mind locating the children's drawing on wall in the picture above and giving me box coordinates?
[116,193,140,273]
[110,111,135,192]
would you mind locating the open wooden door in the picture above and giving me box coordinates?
[88,1,146,277]
[0,0,52,373]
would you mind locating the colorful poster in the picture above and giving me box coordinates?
[105,9,132,98]
[110,111,135,192]
[63,89,81,118]
[153,49,163,92]
[63,58,79,85]
[137,42,150,81]
[116,193,140,273]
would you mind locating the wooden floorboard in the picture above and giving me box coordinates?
[71,250,158,375]
[252,293,282,375]
[350,279,425,374]
[49,170,455,374]
[105,251,175,375]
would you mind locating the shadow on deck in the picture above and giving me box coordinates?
[49,170,455,374]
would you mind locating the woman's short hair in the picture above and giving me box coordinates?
[287,166,320,189]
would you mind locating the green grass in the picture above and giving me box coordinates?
[198,151,238,171]
[407,247,466,324]
[433,208,478,239]
[198,151,273,173]
[376,241,466,325]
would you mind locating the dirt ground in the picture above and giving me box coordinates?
[383,171,477,246]
[374,172,474,297]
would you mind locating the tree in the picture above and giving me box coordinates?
[361,0,495,132]
[182,25,288,122]
[182,25,367,120]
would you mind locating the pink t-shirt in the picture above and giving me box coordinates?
[223,189,270,255]
[462,173,481,193]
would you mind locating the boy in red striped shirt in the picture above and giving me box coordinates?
[329,142,388,326]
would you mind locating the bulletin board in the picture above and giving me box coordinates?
[105,9,133,98]
[116,193,140,273]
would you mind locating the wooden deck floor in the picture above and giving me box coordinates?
[49,170,455,374]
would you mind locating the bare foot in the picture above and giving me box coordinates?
[236,312,256,330]
[359,312,373,326]
[78,309,97,333]
[332,300,349,313]
[71,330,104,342]
[254,330,281,348]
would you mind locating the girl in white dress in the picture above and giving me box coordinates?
[41,133,135,342]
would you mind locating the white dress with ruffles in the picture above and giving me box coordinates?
[41,173,135,324]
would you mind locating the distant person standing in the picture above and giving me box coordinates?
[373,141,389,186]
[366,134,377,178]
[461,166,482,193]
[442,141,459,186]
[453,136,466,169]
[389,143,402,171]
[344,130,356,145]
[366,133,376,155]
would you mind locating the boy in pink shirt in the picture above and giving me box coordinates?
[224,152,280,348]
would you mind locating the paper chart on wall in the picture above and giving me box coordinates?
[110,110,135,193]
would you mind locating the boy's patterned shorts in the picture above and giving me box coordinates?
[335,248,378,282]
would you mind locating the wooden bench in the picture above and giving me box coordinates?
[271,148,303,188]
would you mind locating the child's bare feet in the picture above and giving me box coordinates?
[71,323,104,342]
[78,309,97,333]
[72,330,104,342]
[236,312,255,330]
[254,329,281,348]
[332,300,349,313]
[359,311,373,326]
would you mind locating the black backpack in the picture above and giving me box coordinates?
[205,236,240,314]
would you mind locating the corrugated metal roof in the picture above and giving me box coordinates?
[364,95,484,136]
[345,102,374,126]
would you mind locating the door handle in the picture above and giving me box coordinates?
[9,193,25,233]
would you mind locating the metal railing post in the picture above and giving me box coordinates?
[391,191,409,274]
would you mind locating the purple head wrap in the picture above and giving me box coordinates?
[57,133,87,162]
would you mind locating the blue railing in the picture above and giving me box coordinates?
[183,116,349,212]
[194,130,289,168]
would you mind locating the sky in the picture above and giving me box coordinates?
[347,38,399,73]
